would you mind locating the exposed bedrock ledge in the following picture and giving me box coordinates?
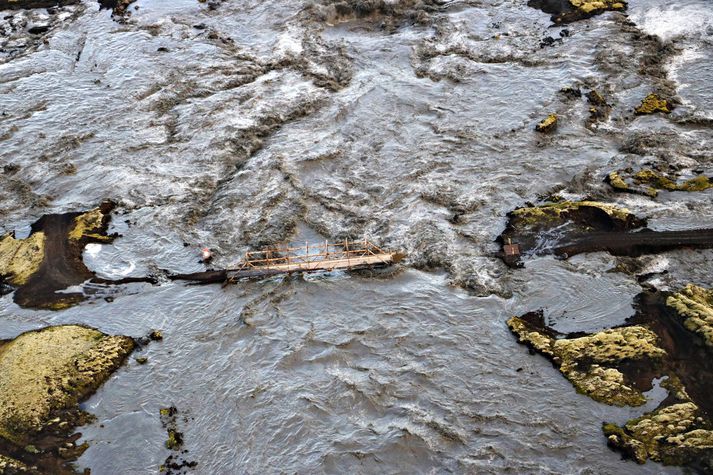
[528,0,627,24]
[509,285,713,469]
[606,169,712,197]
[604,402,713,467]
[497,200,713,267]
[0,202,156,310]
[0,325,135,474]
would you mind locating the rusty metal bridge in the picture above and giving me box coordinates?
[225,239,399,282]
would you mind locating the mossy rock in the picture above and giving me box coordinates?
[535,114,558,133]
[510,200,640,227]
[606,169,711,197]
[67,208,113,242]
[507,315,663,406]
[530,0,627,23]
[667,284,713,348]
[165,429,183,451]
[570,0,626,15]
[0,233,46,286]
[498,200,646,266]
[606,171,630,192]
[0,453,28,472]
[677,175,712,192]
[3,202,121,310]
[553,325,666,364]
[0,325,134,445]
[635,93,671,115]
[604,402,713,465]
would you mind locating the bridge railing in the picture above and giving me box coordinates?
[235,239,388,270]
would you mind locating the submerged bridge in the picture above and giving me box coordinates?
[170,239,401,285]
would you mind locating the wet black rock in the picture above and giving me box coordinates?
[0,0,77,9]
[528,0,627,24]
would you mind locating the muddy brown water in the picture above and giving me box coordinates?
[1,0,713,473]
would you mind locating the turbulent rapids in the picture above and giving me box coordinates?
[1,0,712,473]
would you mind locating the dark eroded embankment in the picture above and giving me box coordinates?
[555,229,713,259]
[1,202,155,310]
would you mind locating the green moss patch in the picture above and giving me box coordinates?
[635,93,671,115]
[507,313,663,406]
[0,232,45,286]
[606,169,711,197]
[0,325,134,445]
[667,284,713,348]
[604,402,713,465]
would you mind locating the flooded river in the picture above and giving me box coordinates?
[1,0,712,473]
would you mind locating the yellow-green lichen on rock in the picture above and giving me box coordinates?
[507,316,664,406]
[0,233,45,286]
[0,453,28,472]
[570,0,626,14]
[676,175,712,192]
[0,325,134,446]
[512,200,635,224]
[535,113,558,133]
[667,284,713,348]
[635,93,671,114]
[607,169,712,197]
[553,325,666,364]
[604,402,713,465]
[566,364,646,406]
[68,208,113,242]
[607,172,629,192]
[507,316,555,356]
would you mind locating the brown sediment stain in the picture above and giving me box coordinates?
[1,202,156,310]
[508,287,713,470]
[528,0,626,24]
[0,325,135,474]
[606,169,712,197]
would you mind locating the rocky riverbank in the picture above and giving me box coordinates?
[509,284,713,470]
[0,202,156,310]
[0,325,134,473]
